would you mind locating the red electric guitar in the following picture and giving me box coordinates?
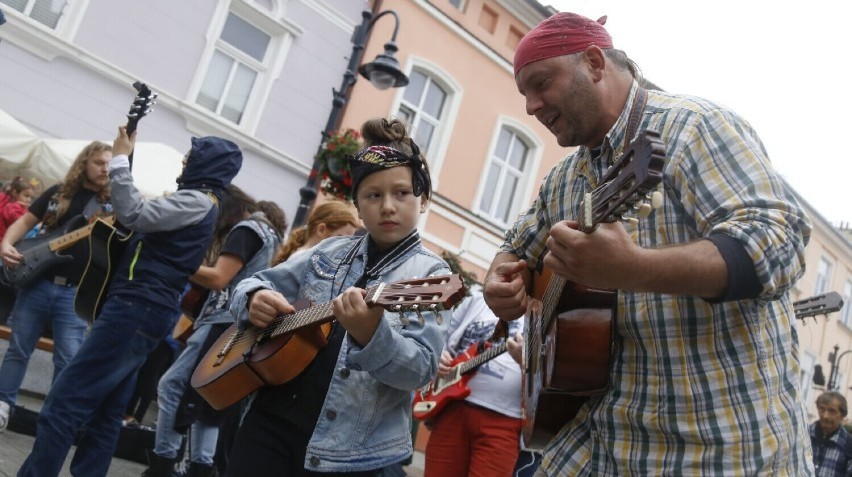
[412,340,509,421]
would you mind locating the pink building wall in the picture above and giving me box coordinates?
[340,0,566,280]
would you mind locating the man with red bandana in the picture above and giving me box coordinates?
[484,12,813,476]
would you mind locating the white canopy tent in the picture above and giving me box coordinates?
[0,108,185,198]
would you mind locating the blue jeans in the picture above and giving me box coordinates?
[0,279,88,407]
[154,323,218,464]
[17,295,177,477]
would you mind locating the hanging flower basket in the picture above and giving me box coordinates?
[310,129,362,201]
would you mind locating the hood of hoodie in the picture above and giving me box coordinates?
[177,136,243,192]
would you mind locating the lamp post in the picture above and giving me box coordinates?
[291,8,409,228]
[817,344,852,391]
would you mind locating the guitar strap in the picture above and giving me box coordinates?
[625,86,648,145]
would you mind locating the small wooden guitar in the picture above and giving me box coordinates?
[171,283,212,345]
[191,274,466,410]
[793,291,843,321]
[412,340,508,421]
[1,215,115,287]
[522,129,666,449]
[74,82,156,323]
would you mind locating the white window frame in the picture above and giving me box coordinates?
[187,0,298,133]
[814,255,834,295]
[392,56,462,191]
[842,279,852,328]
[799,351,817,408]
[473,117,543,227]
[0,0,90,59]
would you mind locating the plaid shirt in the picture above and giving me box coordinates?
[810,423,852,477]
[504,82,813,476]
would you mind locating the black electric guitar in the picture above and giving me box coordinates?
[793,292,844,321]
[74,82,156,323]
[1,215,115,287]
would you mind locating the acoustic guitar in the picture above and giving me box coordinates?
[412,340,508,421]
[1,215,114,287]
[171,283,212,345]
[191,274,466,410]
[74,81,156,323]
[522,130,666,449]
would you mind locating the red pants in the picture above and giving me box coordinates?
[424,401,522,477]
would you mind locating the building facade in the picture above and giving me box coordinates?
[0,0,370,214]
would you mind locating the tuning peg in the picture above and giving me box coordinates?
[430,304,444,325]
[636,202,653,218]
[398,312,409,326]
[648,191,663,209]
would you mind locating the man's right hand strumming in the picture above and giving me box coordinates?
[483,253,530,321]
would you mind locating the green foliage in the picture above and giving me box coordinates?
[312,129,362,201]
[441,250,479,296]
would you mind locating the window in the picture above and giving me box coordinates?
[799,352,817,407]
[478,127,530,224]
[1,0,67,28]
[814,256,834,295]
[397,69,447,157]
[196,12,270,124]
[449,0,465,10]
[843,279,852,328]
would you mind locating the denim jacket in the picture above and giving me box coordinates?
[231,233,451,472]
[196,215,280,327]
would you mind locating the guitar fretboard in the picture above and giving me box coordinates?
[266,284,382,339]
[458,341,509,374]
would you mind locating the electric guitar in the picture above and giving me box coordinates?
[793,292,844,321]
[412,340,509,421]
[1,215,115,287]
[191,274,466,410]
[522,129,666,449]
[74,82,156,323]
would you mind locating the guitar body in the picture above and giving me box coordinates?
[181,283,210,319]
[522,267,615,449]
[2,215,88,287]
[191,299,332,410]
[412,342,482,421]
[74,219,134,323]
[172,314,195,345]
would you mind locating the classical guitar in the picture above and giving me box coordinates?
[522,129,666,449]
[412,340,508,421]
[74,82,156,323]
[793,291,844,321]
[1,215,115,287]
[191,274,466,410]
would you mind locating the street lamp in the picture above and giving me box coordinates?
[814,344,852,391]
[291,8,409,228]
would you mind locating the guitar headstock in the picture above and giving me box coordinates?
[371,274,466,319]
[794,291,844,322]
[126,81,157,135]
[578,129,666,232]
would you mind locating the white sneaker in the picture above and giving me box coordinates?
[0,400,9,432]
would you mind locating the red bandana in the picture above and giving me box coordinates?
[513,12,613,77]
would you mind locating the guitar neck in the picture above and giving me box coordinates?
[457,341,509,375]
[266,283,383,338]
[47,217,114,252]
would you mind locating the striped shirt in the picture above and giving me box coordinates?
[503,82,813,475]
